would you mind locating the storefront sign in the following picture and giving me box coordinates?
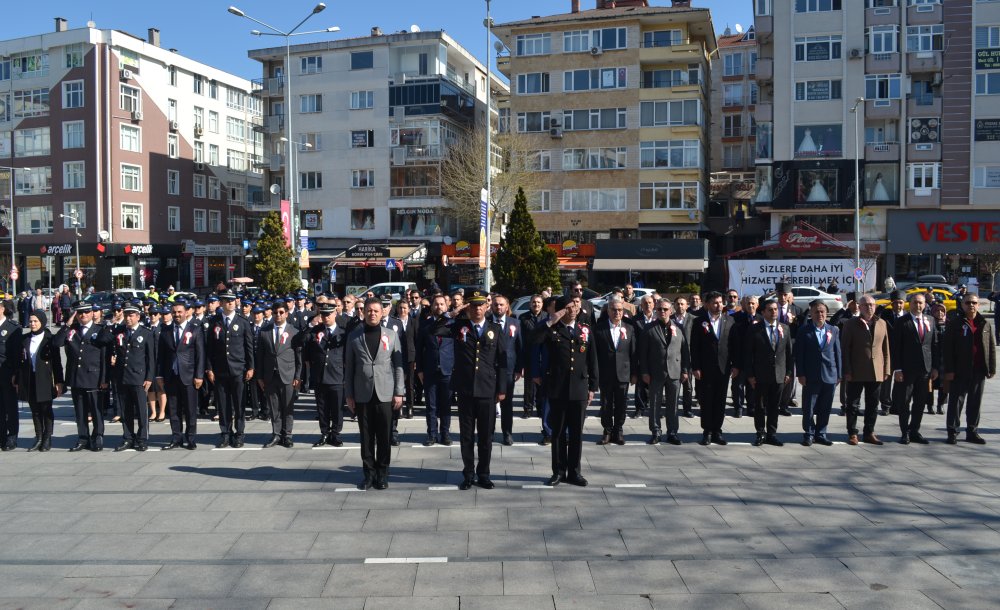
[40,244,73,255]
[976,48,1000,71]
[887,210,1000,254]
[193,257,205,286]
[348,244,389,258]
[125,244,153,256]
[561,240,578,255]
[301,210,322,230]
[727,258,877,295]
[455,240,471,255]
[779,229,822,252]
[974,119,1000,142]
[393,207,436,215]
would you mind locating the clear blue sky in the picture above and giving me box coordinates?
[13,0,752,79]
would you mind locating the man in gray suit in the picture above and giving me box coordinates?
[639,299,689,446]
[257,300,302,448]
[346,297,405,490]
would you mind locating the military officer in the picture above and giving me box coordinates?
[111,304,156,451]
[303,302,348,446]
[53,302,109,451]
[205,290,255,448]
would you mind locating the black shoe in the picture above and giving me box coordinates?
[135,443,147,452]
[646,434,660,445]
[91,438,104,452]
[186,442,197,450]
[946,433,958,445]
[27,437,42,452]
[264,435,280,448]
[937,407,944,415]
[967,432,987,445]
[459,477,474,490]
[521,409,530,419]
[404,409,413,420]
[477,477,495,490]
[69,441,88,452]
[764,435,784,447]
[1,439,14,451]
[115,441,134,452]
[162,441,183,450]
[312,436,327,448]
[502,433,513,446]
[422,435,435,447]
[910,432,929,445]
[813,435,833,446]
[232,436,244,449]
[217,436,230,449]
[789,400,798,408]
[879,408,889,416]
[711,432,728,446]
[613,430,625,446]
[753,433,765,447]
[778,408,792,416]
[565,475,588,487]
[440,432,453,446]
[391,431,400,447]
[629,411,639,419]
[328,435,343,447]
[281,438,294,448]
[40,437,52,452]
[539,435,552,446]
[683,410,693,418]
[360,476,374,490]
[373,476,388,490]
[546,474,561,486]
[733,409,742,419]
[666,434,682,446]
[597,433,611,446]
[699,432,711,446]
[898,433,910,445]
[926,406,935,415]
[801,435,813,447]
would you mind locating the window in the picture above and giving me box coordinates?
[517,72,550,94]
[912,79,935,105]
[908,0,939,5]
[119,84,140,112]
[865,74,902,100]
[209,144,219,166]
[193,106,204,129]
[974,166,1000,188]
[301,55,322,74]
[167,206,180,231]
[226,117,246,142]
[562,189,627,211]
[13,88,50,117]
[167,170,180,195]
[208,210,221,233]
[300,171,323,190]
[723,53,744,76]
[209,80,218,99]
[351,169,374,188]
[722,144,743,168]
[907,25,943,52]
[562,148,626,170]
[351,130,373,148]
[300,94,322,113]
[63,121,84,149]
[208,111,219,133]
[865,163,900,200]
[208,177,221,200]
[723,83,744,106]
[641,65,700,88]
[230,184,245,206]
[193,74,203,94]
[120,203,142,230]
[63,202,86,229]
[640,99,701,126]
[865,0,897,6]
[168,99,177,122]
[16,206,53,235]
[351,90,374,109]
[168,134,178,159]
[723,114,743,137]
[530,191,551,212]
[593,27,627,50]
[14,127,51,157]
[976,72,1000,94]
[516,33,551,56]
[193,174,206,198]
[65,44,85,68]
[794,124,843,157]
[120,124,141,152]
[62,80,84,109]
[563,67,627,92]
[227,149,247,172]
[516,111,551,132]
[750,83,759,105]
[63,161,85,189]
[528,150,551,171]
[168,65,177,86]
[749,51,758,74]
[908,162,940,189]
[14,167,52,195]
[193,209,206,232]
[867,26,899,54]
[12,51,49,78]
[561,108,627,130]
[640,140,701,168]
[194,141,204,163]
[301,133,322,151]
[351,209,375,230]
[795,79,843,101]
[120,164,142,191]
[795,35,843,61]
[351,51,374,70]
[755,0,772,15]
[795,0,842,11]
[976,26,1000,49]
[563,30,591,53]
[640,182,700,210]
[643,30,683,48]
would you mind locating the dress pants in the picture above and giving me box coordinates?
[680,376,693,412]
[801,381,835,438]
[214,374,245,438]
[879,375,894,411]
[523,375,536,413]
[357,399,393,479]
[535,380,552,436]
[731,374,746,411]
[165,377,198,445]
[754,380,783,436]
[947,375,987,435]
[70,387,104,444]
[28,399,54,440]
[244,378,263,418]
[779,373,797,410]
[403,363,415,414]
[846,381,881,437]
[458,395,494,477]
[0,375,19,443]
[599,381,629,434]
[548,398,586,479]
[498,376,516,435]
[894,374,930,435]
[266,382,296,439]
[316,384,344,440]
[634,377,649,416]
[119,384,149,442]
[424,370,452,437]
[648,377,680,435]
[699,371,728,433]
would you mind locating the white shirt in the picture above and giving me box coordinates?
[610,321,622,348]
[29,333,43,371]
[709,314,722,338]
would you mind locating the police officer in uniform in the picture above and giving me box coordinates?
[53,302,108,451]
[0,300,21,451]
[111,304,156,451]
[303,302,348,447]
[205,290,255,448]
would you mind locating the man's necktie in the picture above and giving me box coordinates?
[770,325,777,348]
[475,324,482,337]
[917,317,925,341]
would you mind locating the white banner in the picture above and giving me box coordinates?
[727,258,877,296]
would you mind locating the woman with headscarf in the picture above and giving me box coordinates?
[15,310,63,451]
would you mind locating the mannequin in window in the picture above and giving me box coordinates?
[806,176,830,202]
[798,128,818,154]
[870,173,891,201]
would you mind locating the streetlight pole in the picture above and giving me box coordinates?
[850,97,865,293]
[60,212,82,297]
[483,0,493,292]
[0,167,17,296]
[228,4,338,286]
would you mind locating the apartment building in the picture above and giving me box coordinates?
[0,18,262,292]
[248,29,501,290]
[493,0,716,286]
[754,0,1000,282]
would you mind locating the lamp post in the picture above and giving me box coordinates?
[483,0,493,291]
[0,167,16,295]
[59,212,82,296]
[228,4,339,284]
[850,97,865,292]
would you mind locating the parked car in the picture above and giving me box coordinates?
[590,287,657,310]
[875,287,957,312]
[114,289,149,301]
[83,291,117,309]
[510,295,533,318]
[364,282,417,303]
[765,286,843,313]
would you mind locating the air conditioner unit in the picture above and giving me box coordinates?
[549,127,563,138]
[850,49,863,59]
[169,120,178,131]
[194,125,204,137]
[590,46,602,56]
[194,162,205,171]
[131,110,143,121]
[120,69,133,80]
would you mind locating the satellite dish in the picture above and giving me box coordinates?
[98,230,110,241]
[494,40,504,54]
[269,184,281,195]
[734,23,744,34]
[409,24,420,33]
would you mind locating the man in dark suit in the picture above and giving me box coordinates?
[672,297,696,418]
[53,302,107,451]
[0,300,21,451]
[452,290,507,490]
[346,297,405,490]
[639,298,689,445]
[878,290,908,415]
[518,295,545,419]
[394,299,418,421]
[303,303,348,447]
[890,292,939,444]
[631,294,658,419]
[691,291,738,446]
[730,295,761,418]
[257,300,302,448]
[489,294,522,446]
[111,304,156,452]
[776,283,802,415]
[245,305,267,421]
[745,299,793,447]
[157,300,204,450]
[794,301,842,446]
[415,294,454,446]
[594,296,636,446]
[942,294,996,444]
[205,290,255,448]
[533,296,598,486]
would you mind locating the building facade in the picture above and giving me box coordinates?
[0,18,262,293]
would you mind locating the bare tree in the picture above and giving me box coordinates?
[978,245,1000,285]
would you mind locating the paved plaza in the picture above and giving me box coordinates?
[0,377,998,609]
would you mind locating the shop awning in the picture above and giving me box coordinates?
[592,258,706,272]
[332,243,426,267]
[558,257,589,269]
[592,238,708,273]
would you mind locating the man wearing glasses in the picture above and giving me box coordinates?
[594,296,636,446]
[942,295,996,444]
[569,282,597,326]
[841,295,891,446]
[638,299,688,445]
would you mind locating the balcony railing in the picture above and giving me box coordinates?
[390,185,441,198]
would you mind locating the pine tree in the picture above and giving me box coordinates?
[492,187,560,295]
[253,211,301,294]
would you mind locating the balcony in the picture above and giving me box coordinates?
[496,55,510,77]
[866,5,901,26]
[390,144,444,165]
[251,76,284,98]
[865,99,901,119]
[907,142,941,162]
[639,38,701,63]
[865,141,900,162]
[755,102,773,123]
[866,52,901,73]
[260,114,284,135]
[908,96,941,116]
[906,188,940,207]
[908,51,943,73]
[755,15,772,40]
[907,2,942,25]
[756,58,773,81]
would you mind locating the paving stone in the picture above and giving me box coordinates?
[587,559,687,594]
[674,559,779,594]
[413,562,503,597]
[757,558,869,593]
[230,564,333,598]
[137,564,247,599]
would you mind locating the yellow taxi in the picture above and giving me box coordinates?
[874,287,957,312]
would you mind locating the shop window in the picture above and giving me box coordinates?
[351,209,375,230]
[796,169,839,203]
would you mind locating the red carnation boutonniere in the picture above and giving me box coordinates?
[777,326,784,339]
[509,324,516,337]
[316,331,325,343]
[702,321,710,334]
[280,331,288,345]
[68,329,77,342]
[670,323,677,337]
[380,335,390,351]
[826,329,832,345]
[460,326,468,339]
[214,327,222,339]
[580,326,590,343]
[117,333,125,346]
[184,330,193,345]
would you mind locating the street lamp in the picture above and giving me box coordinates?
[850,97,865,293]
[0,167,16,295]
[59,212,82,297]
[483,0,494,291]
[228,4,339,284]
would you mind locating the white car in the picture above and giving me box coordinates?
[590,287,657,310]
[364,282,417,303]
[787,286,843,313]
